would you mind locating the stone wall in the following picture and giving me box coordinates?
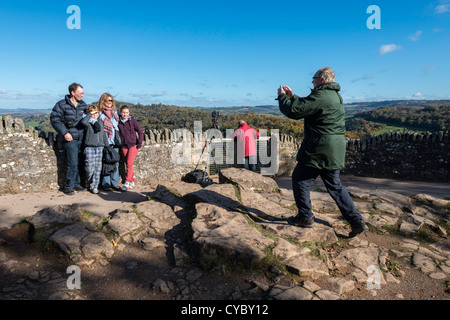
[0,115,199,194]
[277,134,300,177]
[343,130,450,182]
[0,114,448,194]
[0,115,292,194]
[258,128,450,183]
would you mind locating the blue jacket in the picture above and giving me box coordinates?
[50,95,87,141]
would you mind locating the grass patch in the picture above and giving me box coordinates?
[258,241,288,274]
[436,220,450,234]
[368,209,383,216]
[416,225,437,245]
[282,203,298,211]
[231,183,243,205]
[81,209,94,221]
[413,198,433,206]
[382,223,400,234]
[129,205,144,219]
[385,258,402,277]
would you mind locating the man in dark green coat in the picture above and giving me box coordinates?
[277,67,367,237]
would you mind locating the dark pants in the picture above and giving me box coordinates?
[291,163,362,224]
[242,155,257,172]
[64,139,82,189]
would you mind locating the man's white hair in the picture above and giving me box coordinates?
[316,67,335,83]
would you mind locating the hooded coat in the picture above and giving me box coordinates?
[278,82,346,171]
[118,116,144,149]
[232,122,260,158]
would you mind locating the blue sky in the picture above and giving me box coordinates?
[0,0,449,109]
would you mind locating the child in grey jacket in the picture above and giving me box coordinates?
[81,105,109,194]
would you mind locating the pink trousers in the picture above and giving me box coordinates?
[121,146,138,183]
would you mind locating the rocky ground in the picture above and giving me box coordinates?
[0,168,449,302]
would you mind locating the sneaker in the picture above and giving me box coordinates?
[92,188,99,194]
[129,181,135,189]
[287,215,315,228]
[103,186,112,191]
[349,219,369,238]
[63,188,75,195]
[121,182,130,191]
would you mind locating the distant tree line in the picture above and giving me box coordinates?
[24,103,448,142]
[23,103,305,138]
[359,106,449,132]
[130,104,305,138]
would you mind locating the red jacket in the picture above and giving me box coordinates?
[232,122,260,157]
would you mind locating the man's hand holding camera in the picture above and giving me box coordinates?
[278,85,294,98]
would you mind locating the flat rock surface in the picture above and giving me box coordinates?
[0,175,449,302]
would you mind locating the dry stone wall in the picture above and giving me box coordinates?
[0,114,448,194]
[0,115,198,194]
[343,130,450,182]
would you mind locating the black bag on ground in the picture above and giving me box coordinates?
[182,170,211,184]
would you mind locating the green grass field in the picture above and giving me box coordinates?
[373,124,429,135]
[23,120,40,129]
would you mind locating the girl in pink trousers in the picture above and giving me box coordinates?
[118,105,144,191]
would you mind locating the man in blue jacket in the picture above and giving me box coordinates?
[50,83,87,195]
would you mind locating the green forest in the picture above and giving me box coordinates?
[27,103,306,138]
[22,102,450,141]
[346,105,449,139]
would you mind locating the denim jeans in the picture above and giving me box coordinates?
[64,139,82,189]
[242,156,257,172]
[291,163,362,224]
[101,146,120,188]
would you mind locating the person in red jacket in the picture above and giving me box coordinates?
[232,120,260,172]
[118,105,144,191]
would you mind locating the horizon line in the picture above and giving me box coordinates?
[1,97,450,111]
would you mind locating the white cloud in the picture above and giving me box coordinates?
[413,92,423,97]
[150,92,167,97]
[435,4,450,13]
[129,91,168,101]
[378,44,402,56]
[408,30,423,41]
[423,65,437,74]
[0,90,52,100]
